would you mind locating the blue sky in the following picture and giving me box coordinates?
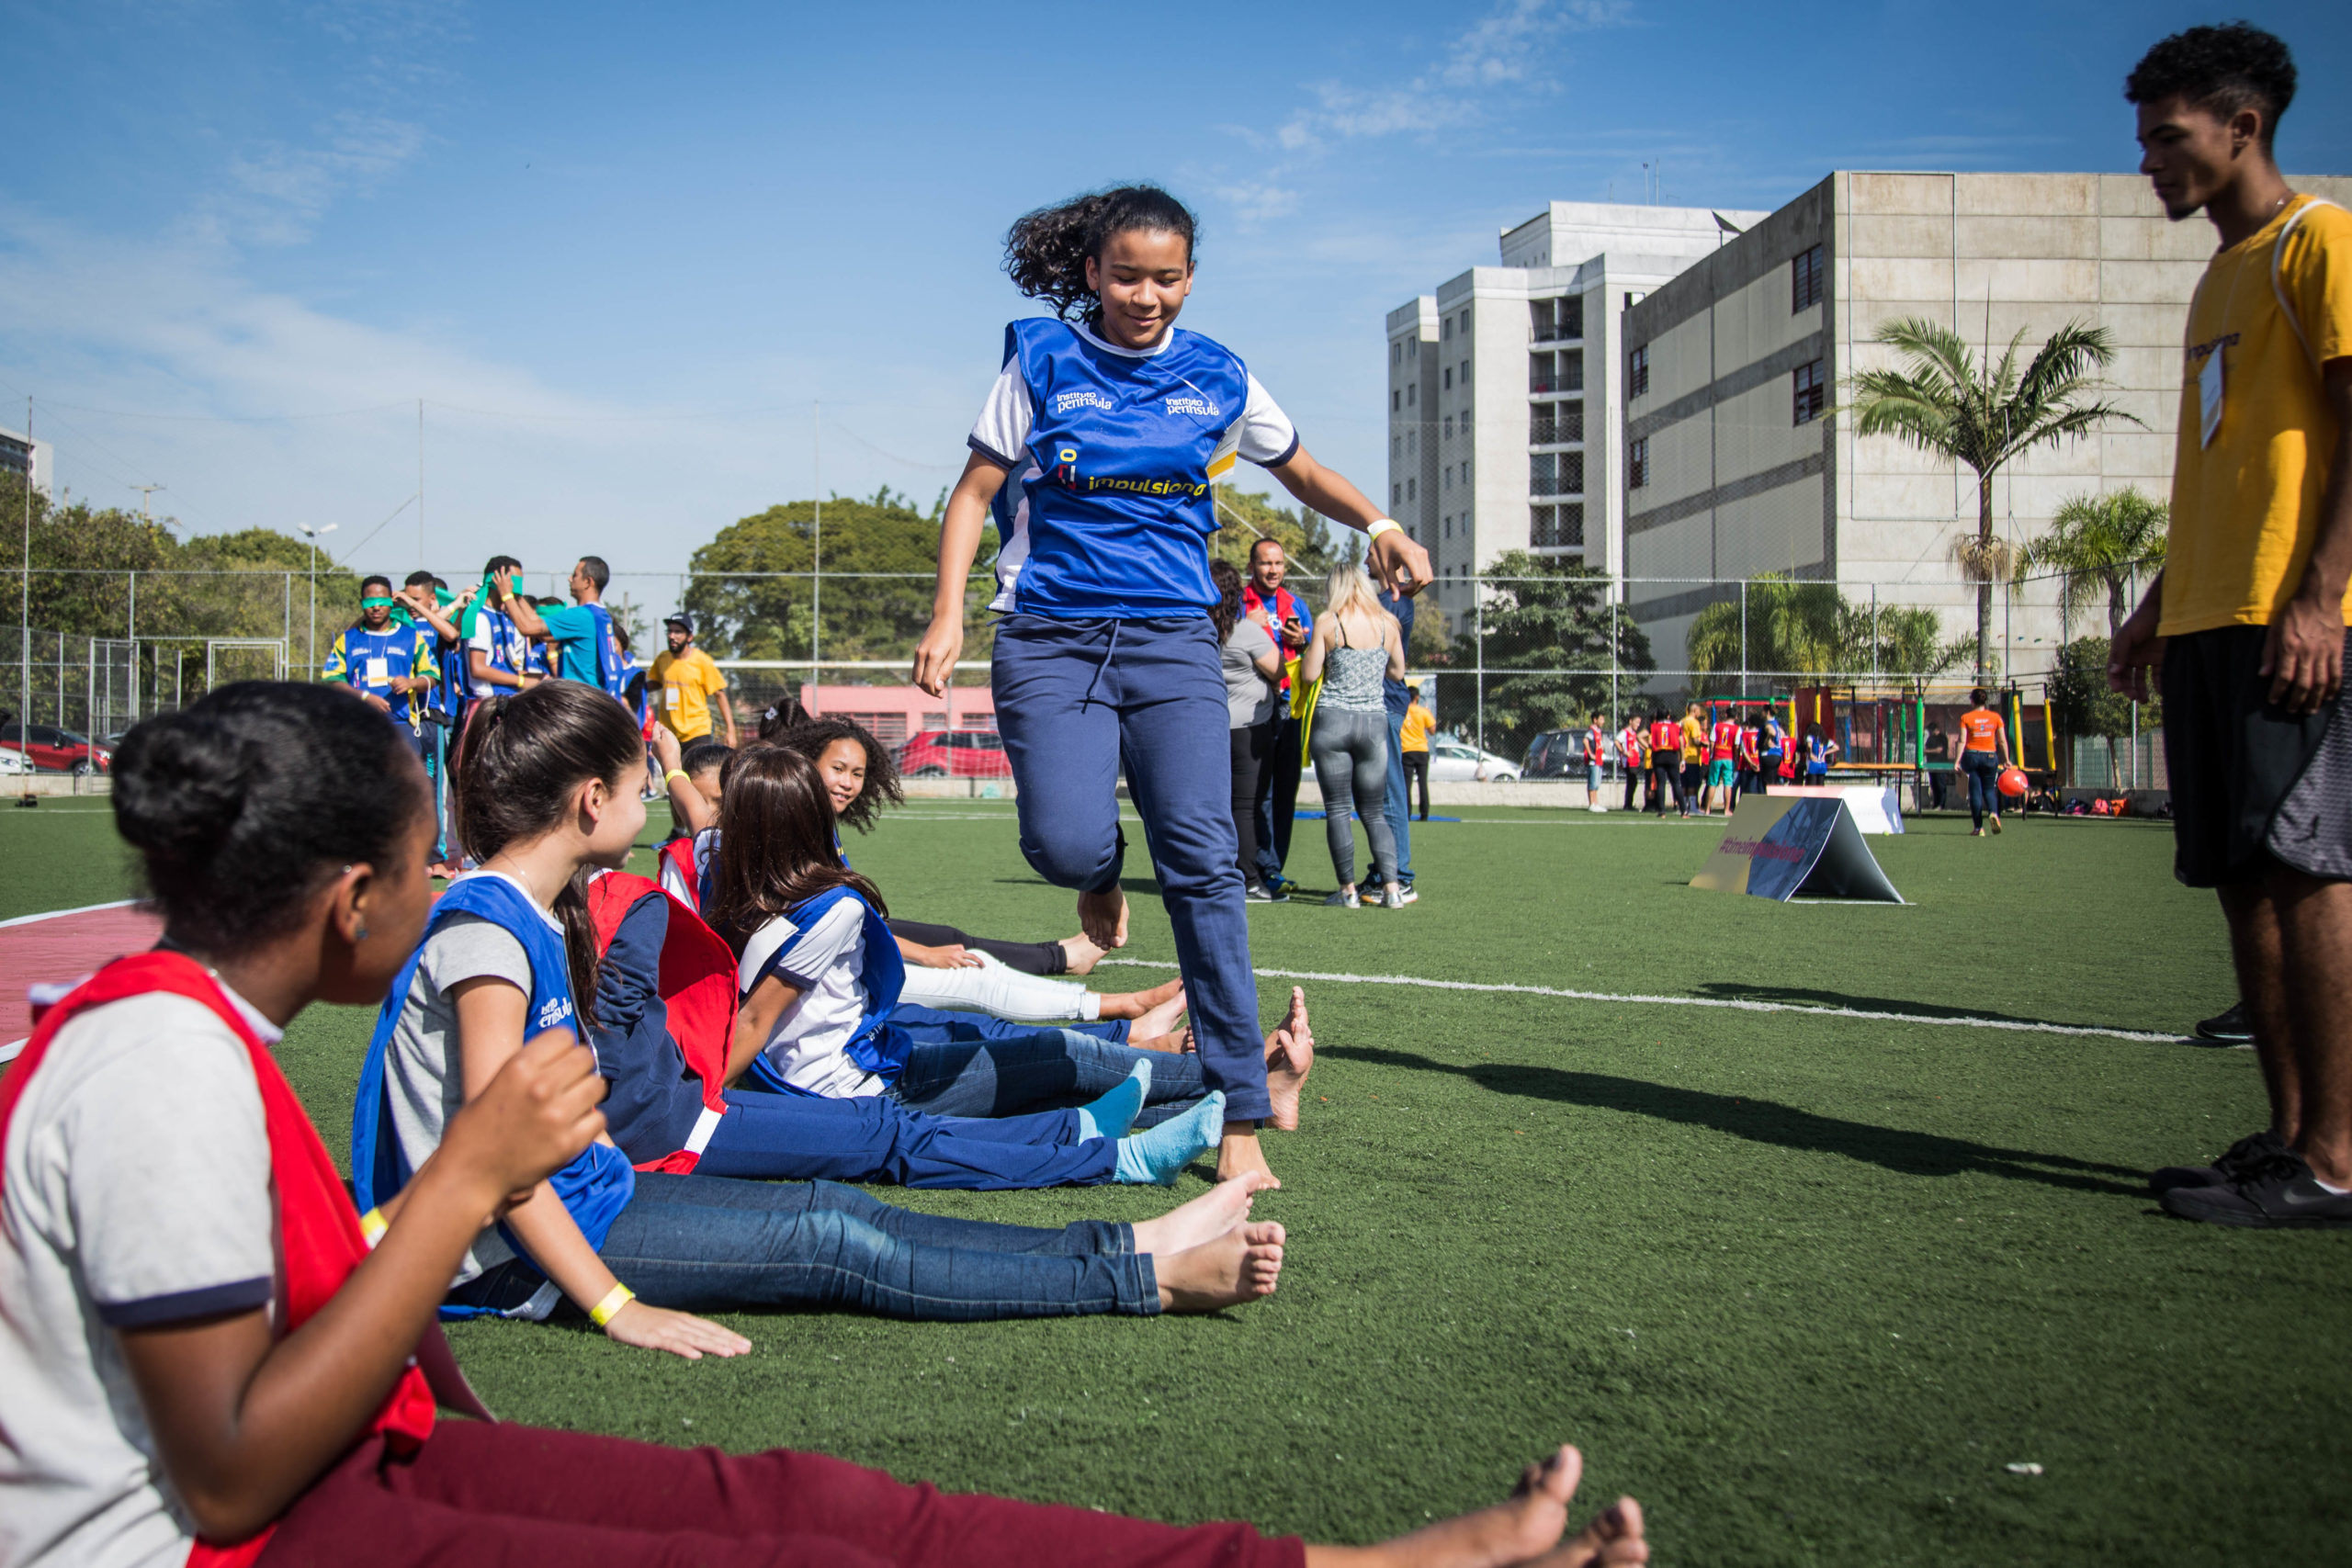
[4,0,2346,590]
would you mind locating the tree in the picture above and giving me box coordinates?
[2021,487,2168,639]
[1841,318,2139,682]
[1685,574,1967,693]
[1207,485,1362,591]
[1448,553,1652,758]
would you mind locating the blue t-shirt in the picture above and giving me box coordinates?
[537,603,611,687]
[967,319,1301,619]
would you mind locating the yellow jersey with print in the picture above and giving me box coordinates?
[1679,717,1704,763]
[650,647,729,739]
[1398,703,1435,752]
[2162,195,2352,637]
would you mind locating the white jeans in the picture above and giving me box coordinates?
[896,950,1101,1021]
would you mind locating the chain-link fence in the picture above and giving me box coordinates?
[4,558,2156,784]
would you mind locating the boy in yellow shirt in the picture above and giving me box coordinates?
[2111,23,2352,1228]
[649,613,739,747]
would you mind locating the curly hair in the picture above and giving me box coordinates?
[2126,22,2296,148]
[1004,185,1199,322]
[776,715,902,835]
[1209,558,1244,644]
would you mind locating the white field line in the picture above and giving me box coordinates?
[1095,959,2183,1044]
[0,899,138,930]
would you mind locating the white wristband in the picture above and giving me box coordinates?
[1367,518,1403,540]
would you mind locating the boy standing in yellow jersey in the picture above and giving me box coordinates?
[650,613,739,748]
[2111,24,2352,1228]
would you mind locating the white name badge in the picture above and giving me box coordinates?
[2199,349,2223,447]
[663,686,681,710]
[365,655,391,685]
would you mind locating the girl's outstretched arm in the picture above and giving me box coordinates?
[453,977,750,1360]
[119,1032,607,1543]
[913,452,1009,696]
[1267,445,1434,597]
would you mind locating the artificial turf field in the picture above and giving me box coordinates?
[5,796,2348,1565]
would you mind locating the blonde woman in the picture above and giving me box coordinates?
[1301,565,1408,908]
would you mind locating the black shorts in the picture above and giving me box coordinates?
[2162,625,2352,888]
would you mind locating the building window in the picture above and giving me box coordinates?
[1629,344,1649,400]
[1390,342,1400,365]
[1530,353,1555,394]
[1392,389,1401,412]
[1532,503,1586,548]
[1792,358,1825,424]
[1532,400,1584,446]
[1442,317,1453,341]
[1407,477,1417,502]
[1393,483,1403,506]
[1531,298,1555,342]
[1391,434,1402,459]
[1408,429,1418,455]
[1408,384,1418,406]
[1459,310,1470,333]
[1561,294,1583,341]
[1459,359,1470,385]
[1443,367,1453,390]
[1442,413,1453,439]
[1462,456,1471,482]
[1557,351,1582,391]
[1792,243,1824,312]
[1629,436,1648,489]
[1444,466,1453,490]
[1532,452,1582,497]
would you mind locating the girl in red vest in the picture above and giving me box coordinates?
[0,681,1647,1567]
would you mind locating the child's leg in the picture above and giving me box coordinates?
[1307,722,1359,886]
[991,617,1129,904]
[696,1091,1117,1190]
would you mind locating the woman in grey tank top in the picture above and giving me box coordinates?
[1301,564,1407,908]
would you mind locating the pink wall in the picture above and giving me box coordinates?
[797,684,995,746]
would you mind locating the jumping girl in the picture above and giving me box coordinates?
[350,681,1291,1355]
[912,185,1426,1182]
[715,745,1317,1132]
[0,679,1650,1566]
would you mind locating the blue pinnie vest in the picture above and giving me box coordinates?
[353,874,636,1314]
[982,319,1277,619]
[741,886,910,1092]
[571,603,633,705]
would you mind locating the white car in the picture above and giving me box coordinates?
[0,747,30,775]
[1426,739,1520,782]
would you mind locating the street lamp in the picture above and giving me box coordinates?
[298,524,338,678]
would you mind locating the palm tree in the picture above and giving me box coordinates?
[2021,487,2169,639]
[1842,319,2141,682]
[1685,574,1966,693]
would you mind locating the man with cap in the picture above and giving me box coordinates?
[649,612,739,747]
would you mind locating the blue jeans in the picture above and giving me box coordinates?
[698,1086,1116,1190]
[588,1174,1159,1320]
[991,614,1267,1120]
[888,1029,1204,1120]
[1383,691,1415,885]
[1962,750,2003,829]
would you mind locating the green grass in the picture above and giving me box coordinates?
[8,798,2346,1564]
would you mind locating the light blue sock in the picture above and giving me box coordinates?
[1075,1059,1152,1143]
[1114,1090,1226,1185]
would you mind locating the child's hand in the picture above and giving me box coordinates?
[651,725,683,777]
[602,1302,751,1359]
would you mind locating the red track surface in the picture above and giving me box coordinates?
[1,903,166,1048]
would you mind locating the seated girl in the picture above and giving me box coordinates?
[653,722,1185,1035]
[354,681,1281,1354]
[586,861,1222,1190]
[713,745,1315,1128]
[0,677,1647,1567]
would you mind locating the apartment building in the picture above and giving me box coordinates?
[1621,169,2352,683]
[1385,202,1769,629]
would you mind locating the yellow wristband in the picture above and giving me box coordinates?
[1366,518,1403,540]
[357,1208,388,1247]
[588,1282,636,1327]
[663,769,689,787]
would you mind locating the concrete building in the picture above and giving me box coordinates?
[1385,201,1768,633]
[0,425,53,492]
[1621,169,2352,686]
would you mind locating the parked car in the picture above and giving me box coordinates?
[0,723,112,774]
[1521,728,1596,779]
[896,728,1012,779]
[0,746,29,775]
[1426,737,1520,782]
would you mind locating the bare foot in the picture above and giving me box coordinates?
[1130,1171,1275,1255]
[1078,886,1128,950]
[1155,1220,1283,1312]
[1304,1447,1592,1568]
[1216,1125,1278,1189]
[1524,1497,1646,1568]
[1264,986,1314,1133]
[1058,932,1107,976]
[1101,976,1184,1022]
[1124,986,1188,1037]
[1129,1025,1194,1055]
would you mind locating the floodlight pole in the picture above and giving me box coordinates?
[19,396,32,787]
[300,524,339,677]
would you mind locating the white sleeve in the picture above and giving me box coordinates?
[769,899,866,990]
[1232,374,1300,467]
[60,1003,277,1327]
[967,362,1034,469]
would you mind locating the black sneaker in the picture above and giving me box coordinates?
[2195,1001,2253,1044]
[2149,1129,2285,1195]
[1243,881,1288,904]
[2160,1146,2352,1228]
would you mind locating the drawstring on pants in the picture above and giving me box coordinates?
[1077,619,1121,712]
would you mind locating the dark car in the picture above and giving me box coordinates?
[895,728,1012,779]
[1521,728,1592,779]
[0,722,112,774]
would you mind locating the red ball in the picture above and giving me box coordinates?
[1996,766,2029,799]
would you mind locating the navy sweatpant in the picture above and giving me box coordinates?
[991,614,1269,1122]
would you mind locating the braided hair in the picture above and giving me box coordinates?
[1003,185,1198,322]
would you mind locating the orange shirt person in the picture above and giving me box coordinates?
[1955,688,2009,835]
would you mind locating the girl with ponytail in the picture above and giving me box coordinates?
[0,677,1647,1564]
[912,183,1430,1184]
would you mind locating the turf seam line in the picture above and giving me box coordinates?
[1093,959,2185,1043]
[0,898,138,930]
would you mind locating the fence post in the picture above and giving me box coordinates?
[1871,582,1880,682]
[1739,579,1748,697]
[1474,577,1486,755]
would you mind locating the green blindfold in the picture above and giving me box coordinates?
[361,595,396,609]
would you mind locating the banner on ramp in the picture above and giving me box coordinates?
[1690,795,1905,903]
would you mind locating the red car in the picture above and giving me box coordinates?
[0,722,112,774]
[895,728,1012,779]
